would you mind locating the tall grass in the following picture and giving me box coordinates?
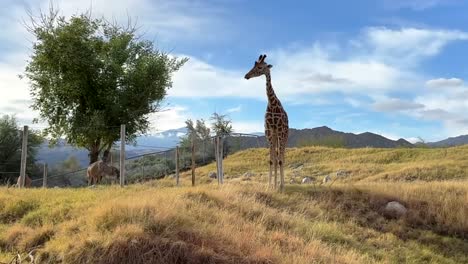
[0,181,466,263]
[0,146,467,263]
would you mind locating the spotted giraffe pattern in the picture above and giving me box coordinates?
[244,54,289,191]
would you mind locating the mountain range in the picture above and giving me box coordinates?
[36,126,468,167]
[427,135,468,147]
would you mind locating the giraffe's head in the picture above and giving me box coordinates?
[244,54,272,80]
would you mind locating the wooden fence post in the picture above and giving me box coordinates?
[120,124,126,187]
[175,146,180,186]
[191,136,195,186]
[43,163,48,188]
[215,136,220,185]
[202,140,206,164]
[220,136,224,184]
[19,125,28,188]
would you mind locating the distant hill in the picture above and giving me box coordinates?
[226,126,414,149]
[429,135,468,147]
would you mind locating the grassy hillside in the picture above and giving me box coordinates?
[191,145,468,183]
[0,146,467,263]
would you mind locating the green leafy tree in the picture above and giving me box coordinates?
[210,113,233,136]
[23,9,187,164]
[0,115,43,184]
[180,119,214,164]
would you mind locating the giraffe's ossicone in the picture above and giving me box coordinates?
[244,54,289,192]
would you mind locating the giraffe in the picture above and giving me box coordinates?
[244,54,289,191]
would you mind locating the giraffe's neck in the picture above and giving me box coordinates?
[265,73,279,107]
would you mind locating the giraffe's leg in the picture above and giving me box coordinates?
[269,145,275,189]
[279,144,285,192]
[273,135,278,190]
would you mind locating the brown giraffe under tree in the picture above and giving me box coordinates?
[244,54,289,191]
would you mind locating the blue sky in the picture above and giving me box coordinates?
[1,0,468,142]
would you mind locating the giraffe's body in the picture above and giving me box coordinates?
[245,54,289,191]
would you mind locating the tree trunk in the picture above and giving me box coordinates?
[89,149,99,164]
[102,144,112,163]
[88,140,101,164]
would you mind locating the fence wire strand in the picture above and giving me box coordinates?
[5,131,265,187]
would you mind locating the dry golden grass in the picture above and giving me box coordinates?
[0,146,467,263]
[191,146,468,183]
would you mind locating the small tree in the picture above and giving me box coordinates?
[60,155,81,171]
[0,115,43,184]
[210,113,233,137]
[23,8,187,164]
[414,136,429,148]
[180,119,214,164]
[210,113,232,158]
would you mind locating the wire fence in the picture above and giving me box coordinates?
[3,129,267,188]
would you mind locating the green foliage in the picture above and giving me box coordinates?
[56,155,81,172]
[210,112,233,158]
[126,155,175,183]
[210,112,232,136]
[48,155,81,176]
[0,115,43,184]
[297,135,346,148]
[23,9,187,163]
[179,119,215,164]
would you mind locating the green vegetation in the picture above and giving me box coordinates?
[23,8,187,163]
[210,112,233,137]
[126,155,175,183]
[0,115,43,184]
[0,146,467,263]
[179,112,233,164]
[179,119,215,164]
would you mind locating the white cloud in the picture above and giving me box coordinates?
[147,105,190,133]
[170,27,468,104]
[168,26,468,138]
[3,0,468,139]
[418,109,454,120]
[382,0,454,11]
[171,46,406,101]
[362,27,468,66]
[345,98,367,108]
[226,105,242,113]
[0,0,229,128]
[372,98,425,112]
[2,0,228,46]
[232,121,264,134]
[411,80,468,136]
[170,56,263,99]
[425,78,464,88]
[0,63,39,125]
[406,137,422,144]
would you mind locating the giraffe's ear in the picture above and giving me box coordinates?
[267,64,273,69]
